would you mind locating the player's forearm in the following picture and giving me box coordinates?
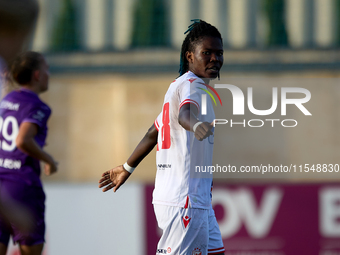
[179,104,213,141]
[126,124,158,168]
[178,106,199,132]
[16,137,54,165]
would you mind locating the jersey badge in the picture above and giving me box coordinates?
[192,248,202,255]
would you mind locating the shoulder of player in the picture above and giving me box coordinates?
[0,90,21,107]
[3,89,19,98]
[24,92,51,111]
[35,100,51,115]
[175,72,206,93]
[23,95,51,115]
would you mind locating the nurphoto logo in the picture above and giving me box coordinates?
[201,84,312,128]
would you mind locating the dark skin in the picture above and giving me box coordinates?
[185,36,224,80]
[99,36,224,255]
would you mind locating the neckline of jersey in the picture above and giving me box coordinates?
[18,88,39,97]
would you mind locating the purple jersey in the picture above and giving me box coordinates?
[0,89,51,186]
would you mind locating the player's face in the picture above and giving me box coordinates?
[186,36,223,79]
[38,57,50,93]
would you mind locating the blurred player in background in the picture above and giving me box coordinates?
[99,20,225,255]
[0,0,39,90]
[0,1,52,255]
[0,51,57,255]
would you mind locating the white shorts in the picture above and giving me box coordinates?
[154,204,225,255]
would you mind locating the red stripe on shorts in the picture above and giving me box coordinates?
[184,195,189,209]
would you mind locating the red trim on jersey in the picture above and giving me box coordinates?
[179,99,199,111]
[184,195,189,209]
[208,247,225,254]
[154,119,159,131]
[188,78,197,83]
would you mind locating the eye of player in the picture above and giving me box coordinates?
[217,51,223,56]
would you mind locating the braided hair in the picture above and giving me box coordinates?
[179,19,222,76]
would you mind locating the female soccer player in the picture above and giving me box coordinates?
[99,20,225,255]
[0,51,57,255]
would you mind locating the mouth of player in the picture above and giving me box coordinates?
[206,66,220,75]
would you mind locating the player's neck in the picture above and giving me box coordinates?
[20,84,41,95]
[201,78,210,85]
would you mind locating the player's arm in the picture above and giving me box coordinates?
[99,123,158,192]
[178,103,213,141]
[125,123,158,168]
[16,122,57,175]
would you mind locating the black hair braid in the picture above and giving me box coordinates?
[178,19,222,76]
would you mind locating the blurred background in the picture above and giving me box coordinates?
[31,0,340,182]
[3,0,340,254]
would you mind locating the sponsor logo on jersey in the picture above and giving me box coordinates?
[157,248,167,254]
[0,158,21,169]
[167,247,171,253]
[157,164,171,170]
[32,110,45,121]
[0,101,20,111]
[192,248,202,255]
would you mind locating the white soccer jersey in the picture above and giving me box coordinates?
[153,71,215,209]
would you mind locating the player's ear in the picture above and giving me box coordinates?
[186,51,194,64]
[32,70,40,81]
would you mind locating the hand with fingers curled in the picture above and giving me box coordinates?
[194,121,214,141]
[98,165,131,193]
[44,161,58,176]
[44,156,58,176]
